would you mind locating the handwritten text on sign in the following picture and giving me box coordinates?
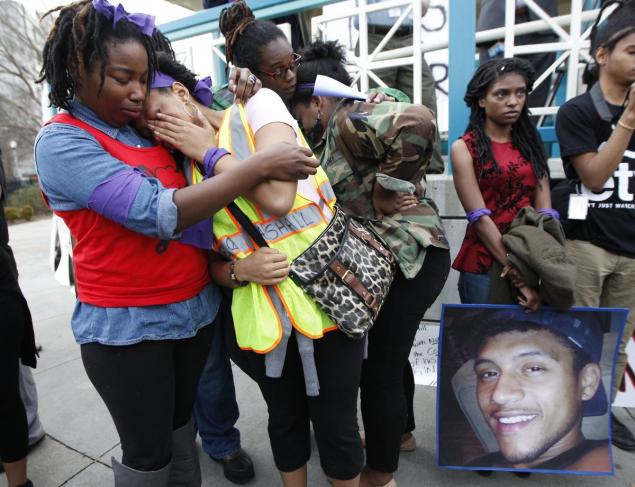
[408,323,440,386]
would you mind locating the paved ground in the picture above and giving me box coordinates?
[3,217,635,487]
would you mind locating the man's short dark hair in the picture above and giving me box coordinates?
[473,319,593,375]
[444,307,610,418]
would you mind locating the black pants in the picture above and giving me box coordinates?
[230,326,365,480]
[0,293,29,463]
[404,363,415,433]
[361,246,450,473]
[81,324,214,471]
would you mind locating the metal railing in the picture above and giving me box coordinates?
[311,2,604,134]
[160,1,606,162]
[312,0,425,100]
[502,0,602,117]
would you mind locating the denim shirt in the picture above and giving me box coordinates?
[34,101,220,345]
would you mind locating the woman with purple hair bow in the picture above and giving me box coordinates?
[34,1,317,485]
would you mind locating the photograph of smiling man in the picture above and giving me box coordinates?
[437,305,627,475]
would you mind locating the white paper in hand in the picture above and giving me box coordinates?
[313,75,366,101]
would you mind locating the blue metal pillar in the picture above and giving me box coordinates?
[447,0,476,173]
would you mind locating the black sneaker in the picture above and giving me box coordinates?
[612,412,635,451]
[475,470,493,477]
[513,471,531,478]
[212,448,255,484]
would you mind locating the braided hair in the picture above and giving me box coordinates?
[152,30,176,61]
[37,0,157,112]
[584,0,635,85]
[293,40,351,105]
[464,57,548,182]
[219,0,285,71]
[155,51,198,95]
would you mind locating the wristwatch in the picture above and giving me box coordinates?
[229,259,248,286]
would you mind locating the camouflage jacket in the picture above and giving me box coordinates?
[211,84,234,111]
[316,99,449,278]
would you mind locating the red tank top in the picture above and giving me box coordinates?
[452,131,538,274]
[45,114,210,307]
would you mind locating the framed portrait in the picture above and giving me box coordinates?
[437,305,627,476]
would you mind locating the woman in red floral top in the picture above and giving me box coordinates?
[452,58,553,310]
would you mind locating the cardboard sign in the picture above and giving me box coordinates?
[408,323,439,386]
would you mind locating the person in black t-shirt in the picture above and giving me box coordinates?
[555,0,635,452]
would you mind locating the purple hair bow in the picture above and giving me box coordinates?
[92,0,156,37]
[296,83,315,91]
[193,76,213,107]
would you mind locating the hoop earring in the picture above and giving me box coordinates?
[307,110,325,145]
[183,99,197,120]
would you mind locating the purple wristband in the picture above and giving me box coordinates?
[202,148,230,178]
[538,208,560,220]
[467,207,492,225]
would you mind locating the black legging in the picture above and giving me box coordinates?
[0,292,29,463]
[404,362,415,433]
[227,310,365,480]
[361,246,450,473]
[81,324,214,471]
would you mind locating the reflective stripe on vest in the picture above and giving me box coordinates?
[215,203,325,259]
[189,160,203,185]
[214,104,338,352]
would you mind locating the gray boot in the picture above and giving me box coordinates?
[168,418,202,486]
[112,457,171,487]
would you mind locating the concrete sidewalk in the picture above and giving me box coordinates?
[3,217,634,487]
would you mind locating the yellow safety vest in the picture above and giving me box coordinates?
[209,103,338,353]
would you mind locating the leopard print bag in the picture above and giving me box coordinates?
[227,204,396,339]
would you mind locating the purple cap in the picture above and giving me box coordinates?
[150,71,214,107]
[149,71,177,90]
[296,82,315,91]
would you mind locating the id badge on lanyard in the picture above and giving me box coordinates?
[567,179,588,220]
[568,193,589,220]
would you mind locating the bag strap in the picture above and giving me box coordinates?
[229,200,384,315]
[227,202,269,248]
[589,82,619,123]
[348,224,394,262]
[329,259,380,314]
